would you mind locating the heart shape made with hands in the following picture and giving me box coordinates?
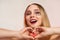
[27,27,44,38]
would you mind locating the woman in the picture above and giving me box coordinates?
[0,3,60,40]
[24,3,51,40]
[24,3,60,40]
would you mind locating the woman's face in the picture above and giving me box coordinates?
[25,5,43,27]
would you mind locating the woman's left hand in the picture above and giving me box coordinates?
[35,27,55,39]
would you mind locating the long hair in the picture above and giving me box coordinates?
[24,3,50,27]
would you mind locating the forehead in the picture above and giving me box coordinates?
[27,5,40,11]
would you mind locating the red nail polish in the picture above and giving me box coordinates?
[30,32,37,38]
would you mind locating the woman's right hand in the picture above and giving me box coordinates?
[14,27,34,40]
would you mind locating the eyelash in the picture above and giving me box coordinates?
[26,12,41,15]
[35,12,41,14]
[26,13,31,15]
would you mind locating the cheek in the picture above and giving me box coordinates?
[26,16,29,20]
[26,16,30,22]
[38,16,42,24]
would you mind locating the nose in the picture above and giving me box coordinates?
[30,13,35,18]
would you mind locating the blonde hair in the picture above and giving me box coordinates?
[24,3,50,27]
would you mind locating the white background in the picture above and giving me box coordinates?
[0,0,60,30]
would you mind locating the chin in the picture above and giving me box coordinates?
[31,25,38,27]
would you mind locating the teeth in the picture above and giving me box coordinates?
[31,20,36,22]
[30,19,37,23]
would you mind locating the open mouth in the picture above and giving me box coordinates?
[30,19,37,24]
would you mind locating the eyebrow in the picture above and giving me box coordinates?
[34,9,40,11]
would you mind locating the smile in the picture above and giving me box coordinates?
[30,19,37,24]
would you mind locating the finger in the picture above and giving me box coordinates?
[35,34,44,39]
[35,32,45,38]
[26,36,34,39]
[24,27,33,32]
[34,27,45,34]
[20,27,32,33]
[35,32,50,39]
[23,35,34,39]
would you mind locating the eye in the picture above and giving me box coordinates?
[35,12,41,15]
[26,12,31,15]
[26,13,30,15]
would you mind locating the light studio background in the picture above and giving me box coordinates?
[0,0,60,30]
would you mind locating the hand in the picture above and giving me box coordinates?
[17,27,34,40]
[35,27,54,39]
[29,27,44,38]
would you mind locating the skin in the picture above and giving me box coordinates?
[25,5,50,40]
[25,5,42,27]
[24,4,60,40]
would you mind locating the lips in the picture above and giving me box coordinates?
[30,19,37,24]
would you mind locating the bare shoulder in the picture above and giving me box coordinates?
[50,35,60,40]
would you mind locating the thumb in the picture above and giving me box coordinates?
[35,32,45,38]
[23,35,34,39]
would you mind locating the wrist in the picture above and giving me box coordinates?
[11,31,19,38]
[51,28,56,35]
[13,31,23,39]
[51,27,59,35]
